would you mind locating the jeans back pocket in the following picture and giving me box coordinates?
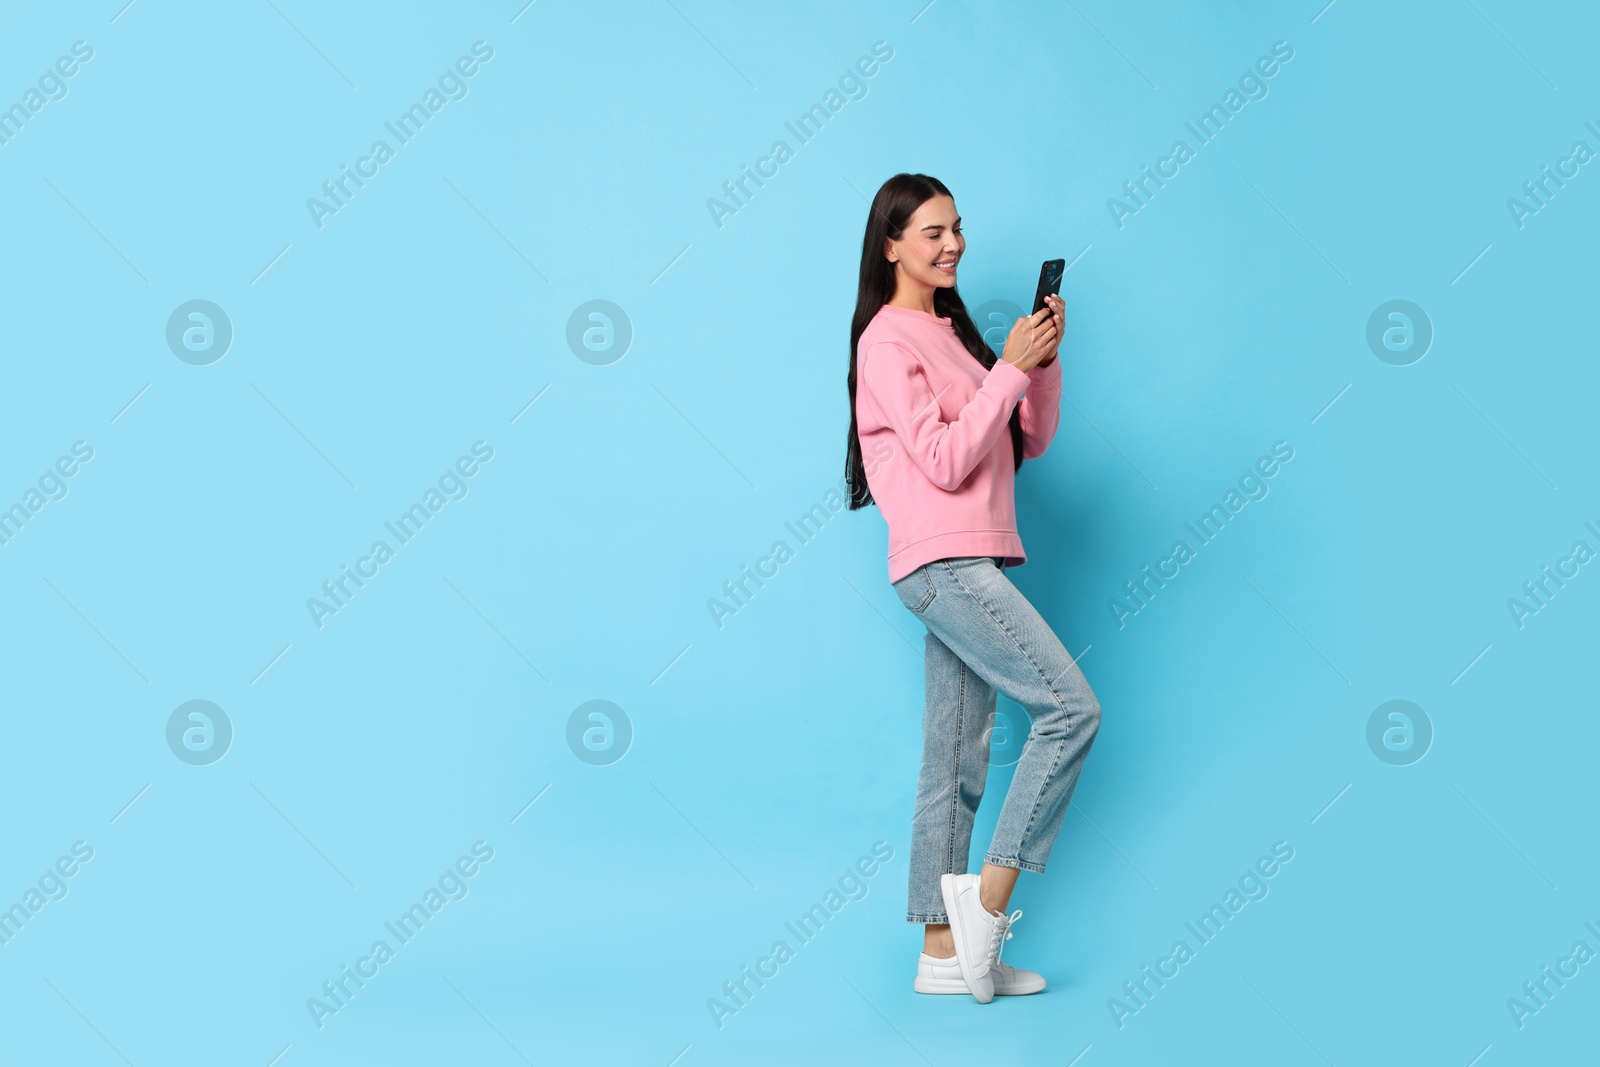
[892,566,937,613]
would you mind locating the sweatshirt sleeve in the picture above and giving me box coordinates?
[1018,357,1063,459]
[859,340,1030,491]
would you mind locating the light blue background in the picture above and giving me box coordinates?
[2,1,1595,1064]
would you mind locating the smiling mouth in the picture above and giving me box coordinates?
[934,259,957,274]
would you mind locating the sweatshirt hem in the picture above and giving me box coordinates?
[888,531,1026,584]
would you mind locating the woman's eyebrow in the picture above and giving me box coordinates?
[921,217,960,232]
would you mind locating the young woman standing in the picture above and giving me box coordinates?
[846,173,1102,1003]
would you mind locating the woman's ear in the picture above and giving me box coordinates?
[883,236,897,263]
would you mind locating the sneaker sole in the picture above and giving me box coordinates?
[913,976,972,994]
[939,873,994,1004]
[914,976,1048,996]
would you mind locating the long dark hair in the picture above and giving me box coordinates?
[845,173,1024,510]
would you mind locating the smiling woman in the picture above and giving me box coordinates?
[844,173,1100,1005]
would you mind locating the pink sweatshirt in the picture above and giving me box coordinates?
[855,303,1063,583]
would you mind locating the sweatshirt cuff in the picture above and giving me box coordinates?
[1026,357,1063,388]
[988,358,1031,398]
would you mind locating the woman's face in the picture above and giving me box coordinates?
[885,194,964,292]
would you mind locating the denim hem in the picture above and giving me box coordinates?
[983,855,1047,874]
[907,913,949,924]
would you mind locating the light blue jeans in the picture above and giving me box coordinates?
[891,556,1102,923]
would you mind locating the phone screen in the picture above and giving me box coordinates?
[1032,259,1065,314]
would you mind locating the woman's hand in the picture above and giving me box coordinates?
[1001,294,1063,372]
[1035,294,1065,368]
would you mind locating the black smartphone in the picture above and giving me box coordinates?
[1031,258,1065,315]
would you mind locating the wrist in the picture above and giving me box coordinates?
[993,358,1030,386]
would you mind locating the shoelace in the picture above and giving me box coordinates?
[986,908,1024,969]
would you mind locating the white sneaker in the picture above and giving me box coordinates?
[939,873,1003,1003]
[914,953,1047,995]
